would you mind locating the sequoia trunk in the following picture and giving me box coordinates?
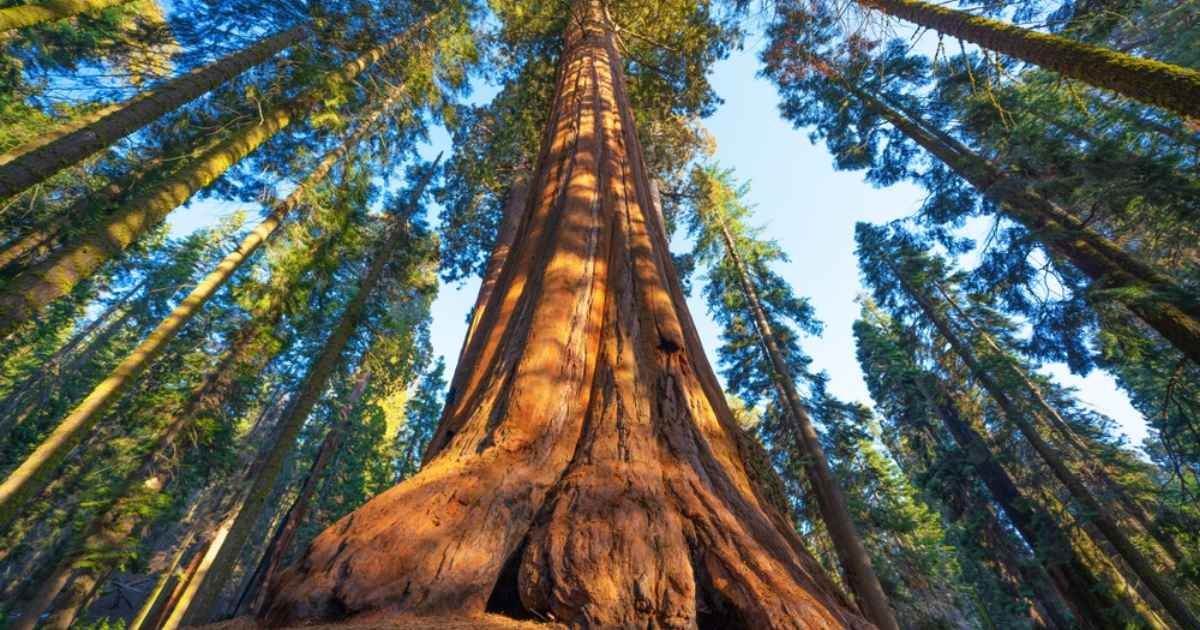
[262,3,869,627]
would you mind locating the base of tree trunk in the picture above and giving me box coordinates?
[198,612,562,629]
[257,3,871,628]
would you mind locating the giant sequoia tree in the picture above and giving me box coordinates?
[260,2,868,626]
[3,0,1198,626]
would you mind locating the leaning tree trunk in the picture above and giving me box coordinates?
[127,528,195,630]
[0,88,402,523]
[893,264,1200,629]
[0,18,428,339]
[0,159,154,273]
[0,25,306,199]
[841,81,1200,365]
[714,216,897,630]
[959,479,1075,629]
[854,0,1200,119]
[13,304,286,629]
[932,281,1189,570]
[181,159,439,626]
[925,378,1149,629]
[262,3,869,628]
[0,0,137,32]
[153,391,294,630]
[235,368,372,616]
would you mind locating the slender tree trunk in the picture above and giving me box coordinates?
[893,264,1200,629]
[151,392,293,630]
[0,152,174,275]
[0,0,136,32]
[843,82,1200,365]
[862,339,1060,628]
[237,369,372,615]
[0,26,306,199]
[159,491,253,630]
[854,0,1200,118]
[974,502,1072,629]
[0,89,404,522]
[13,312,277,628]
[926,379,1147,629]
[714,216,897,630]
[262,3,868,627]
[932,280,1190,569]
[0,296,142,446]
[0,19,428,339]
[9,562,74,630]
[131,397,289,630]
[156,547,204,629]
[1,175,123,273]
[182,159,439,625]
[0,277,142,433]
[128,529,196,630]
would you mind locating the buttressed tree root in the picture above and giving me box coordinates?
[259,2,873,628]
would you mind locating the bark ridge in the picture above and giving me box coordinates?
[263,5,871,628]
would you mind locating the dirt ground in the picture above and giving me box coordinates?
[197,612,563,629]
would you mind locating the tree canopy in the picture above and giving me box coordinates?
[0,0,1197,627]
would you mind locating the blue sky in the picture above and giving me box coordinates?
[417,34,1150,447]
[169,25,1150,449]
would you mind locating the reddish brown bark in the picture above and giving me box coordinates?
[438,176,530,430]
[260,3,869,628]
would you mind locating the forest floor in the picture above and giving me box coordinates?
[199,612,562,629]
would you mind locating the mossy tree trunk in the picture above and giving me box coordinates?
[0,26,306,199]
[0,91,402,525]
[261,3,870,627]
[844,82,1200,366]
[890,260,1199,629]
[0,0,137,32]
[855,0,1200,118]
[0,18,428,339]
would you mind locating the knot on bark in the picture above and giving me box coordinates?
[658,333,682,353]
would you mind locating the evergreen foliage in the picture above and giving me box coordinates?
[0,0,1196,625]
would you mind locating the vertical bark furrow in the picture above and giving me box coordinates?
[262,2,869,627]
[426,42,596,458]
